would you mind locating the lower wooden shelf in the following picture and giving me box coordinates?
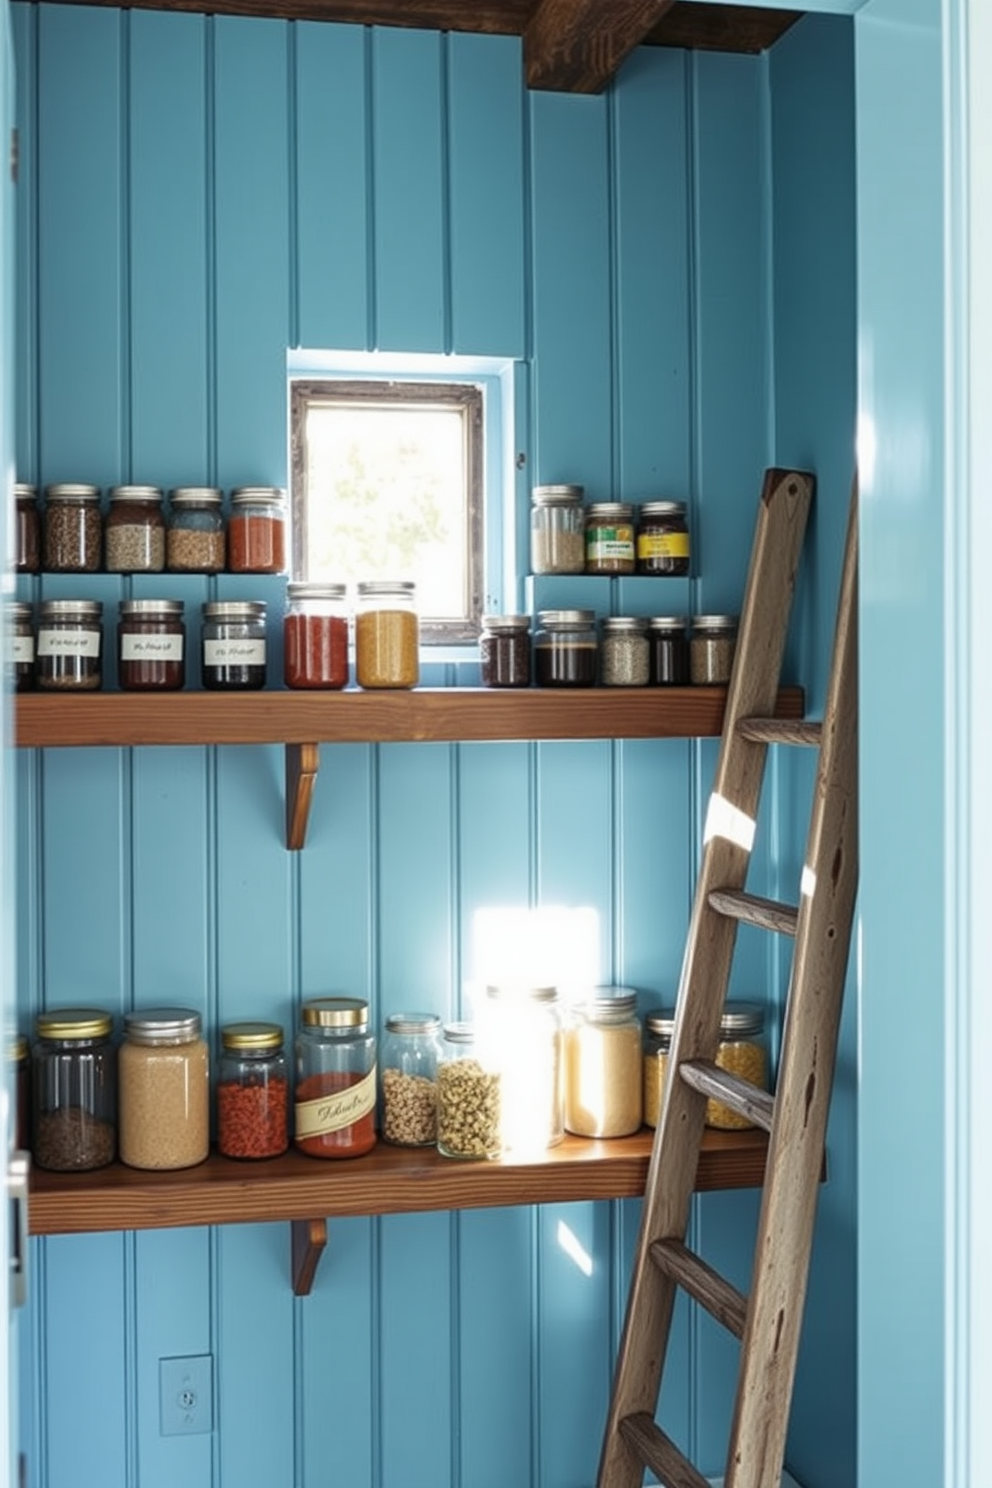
[28,1126,767,1294]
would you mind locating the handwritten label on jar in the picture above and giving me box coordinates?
[38,630,100,658]
[120,635,184,662]
[203,639,266,667]
[294,1067,377,1137]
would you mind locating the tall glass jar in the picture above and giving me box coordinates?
[217,1021,289,1160]
[202,600,267,690]
[118,599,185,691]
[636,500,690,576]
[228,487,287,574]
[642,1008,674,1128]
[647,615,690,685]
[480,614,531,688]
[436,1022,502,1161]
[530,484,586,574]
[42,483,102,572]
[380,1011,442,1147]
[354,580,419,689]
[167,487,226,573]
[14,484,40,573]
[564,988,643,1137]
[585,502,635,575]
[118,1008,209,1170]
[36,599,103,691]
[294,996,377,1158]
[284,582,349,690]
[104,485,166,572]
[600,616,650,687]
[31,1007,117,1171]
[480,983,563,1153]
[690,614,739,684]
[533,609,598,687]
[5,602,35,693]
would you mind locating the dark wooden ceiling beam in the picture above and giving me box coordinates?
[524,0,676,93]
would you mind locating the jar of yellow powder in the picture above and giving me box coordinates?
[643,1001,768,1130]
[564,988,643,1137]
[355,580,419,688]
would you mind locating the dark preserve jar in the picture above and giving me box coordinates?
[217,1022,289,1160]
[284,582,348,689]
[15,484,40,573]
[636,501,690,576]
[6,602,35,693]
[480,614,531,687]
[202,600,267,690]
[36,599,103,691]
[118,599,185,691]
[43,484,102,572]
[533,609,598,687]
[31,1007,117,1171]
[647,615,690,685]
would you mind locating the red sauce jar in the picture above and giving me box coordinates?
[283,582,349,689]
[228,487,287,574]
[294,997,377,1159]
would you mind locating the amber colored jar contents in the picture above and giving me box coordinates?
[284,582,349,689]
[118,599,185,691]
[15,485,40,573]
[228,488,287,574]
[217,1022,288,1160]
[295,996,377,1158]
[355,581,419,688]
[118,1007,209,1170]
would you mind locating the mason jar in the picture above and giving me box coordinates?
[436,1022,502,1161]
[636,500,691,576]
[36,599,103,691]
[707,1002,769,1130]
[14,484,40,573]
[480,983,563,1152]
[284,581,349,690]
[600,616,650,687]
[585,502,635,575]
[533,609,598,687]
[647,615,690,686]
[690,614,739,684]
[354,580,419,689]
[564,988,643,1137]
[380,1011,442,1146]
[42,484,102,572]
[642,1007,674,1128]
[167,487,226,573]
[530,484,586,575]
[104,485,166,572]
[31,1007,117,1172]
[201,600,267,690]
[479,614,531,688]
[118,599,185,691]
[228,487,287,574]
[217,1021,289,1160]
[118,1008,210,1170]
[5,601,35,693]
[294,996,377,1158]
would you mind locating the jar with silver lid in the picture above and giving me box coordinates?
[228,487,287,574]
[167,487,226,573]
[647,615,690,685]
[642,1008,674,1128]
[564,988,643,1137]
[642,1001,768,1130]
[479,983,563,1153]
[355,580,419,689]
[380,1012,442,1146]
[118,599,185,691]
[14,484,40,573]
[217,1021,289,1160]
[295,996,378,1158]
[636,500,690,576]
[585,502,635,575]
[31,1007,117,1171]
[284,581,349,690]
[42,483,102,572]
[202,600,267,690]
[690,614,739,684]
[530,484,586,574]
[36,599,103,691]
[533,609,598,687]
[5,601,35,693]
[480,614,531,688]
[118,1007,209,1170]
[436,1022,502,1161]
[600,616,650,687]
[104,485,166,572]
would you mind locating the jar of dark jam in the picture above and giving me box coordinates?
[647,615,690,685]
[585,503,635,575]
[533,609,598,687]
[118,599,186,691]
[636,501,690,576]
[5,602,35,693]
[202,600,267,690]
[480,614,531,687]
[36,599,103,691]
[14,484,40,573]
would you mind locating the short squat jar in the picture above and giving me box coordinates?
[647,615,690,685]
[564,989,643,1138]
[530,485,586,575]
[380,1012,442,1147]
[42,483,102,572]
[585,502,635,575]
[5,602,35,693]
[228,487,287,574]
[295,997,377,1159]
[355,580,419,689]
[118,1008,210,1170]
[202,600,267,690]
[480,614,531,688]
[118,599,185,691]
[436,1022,502,1161]
[533,609,598,687]
[31,1007,116,1172]
[284,582,349,690]
[600,616,650,687]
[167,487,226,573]
[636,501,690,576]
[104,485,166,572]
[36,599,103,691]
[217,1021,289,1160]
[14,484,40,573]
[690,614,739,684]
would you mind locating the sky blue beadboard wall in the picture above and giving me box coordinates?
[10,7,855,1487]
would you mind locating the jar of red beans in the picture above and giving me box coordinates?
[118,599,185,691]
[228,487,287,574]
[217,1021,289,1160]
[284,582,349,689]
[294,997,377,1159]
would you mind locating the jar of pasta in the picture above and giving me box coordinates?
[380,1012,442,1147]
[354,580,419,689]
[564,988,643,1137]
[118,1008,209,1170]
[294,997,377,1158]
[585,502,635,575]
[228,487,287,574]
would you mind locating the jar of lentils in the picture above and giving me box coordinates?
[104,485,166,572]
[167,487,226,573]
[600,616,650,686]
[5,602,35,693]
[118,1008,210,1170]
[585,502,635,575]
[690,614,739,684]
[217,1021,289,1160]
[294,997,377,1159]
[118,599,185,691]
[284,581,349,690]
[202,600,267,690]
[36,599,103,691]
[228,487,287,574]
[355,580,419,689]
[42,483,102,572]
[14,484,40,573]
[530,484,586,575]
[636,500,690,576]
[436,1022,502,1161]
[31,1007,117,1172]
[380,1011,443,1147]
[480,614,531,688]
[647,615,690,685]
[533,609,598,687]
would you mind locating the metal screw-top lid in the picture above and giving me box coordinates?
[123,1007,202,1044]
[581,987,639,1020]
[601,616,648,635]
[221,1020,284,1052]
[108,485,163,503]
[532,484,584,505]
[481,613,530,632]
[230,487,286,508]
[486,983,558,1004]
[442,1020,476,1045]
[586,502,634,520]
[639,501,687,518]
[38,599,103,619]
[647,615,688,632]
[719,1001,765,1037]
[202,600,266,621]
[119,599,185,618]
[692,614,738,633]
[15,484,37,501]
[286,582,347,602]
[36,1007,113,1041]
[301,996,369,1029]
[385,1012,442,1036]
[43,483,101,502]
[644,1008,676,1042]
[356,580,416,598]
[169,487,223,506]
[7,602,33,622]
[537,609,595,630]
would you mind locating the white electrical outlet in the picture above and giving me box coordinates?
[159,1354,213,1436]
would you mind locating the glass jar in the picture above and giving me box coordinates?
[15,483,40,573]
[480,983,563,1153]
[294,996,377,1158]
[533,609,598,687]
[167,487,226,573]
[600,616,650,687]
[36,599,103,692]
[5,602,35,693]
[228,487,287,574]
[354,580,419,689]
[284,582,349,690]
[10,1034,30,1152]
[642,1008,674,1128]
[530,484,586,575]
[202,600,267,690]
[380,1011,442,1147]
[436,1022,502,1161]
[31,1007,117,1171]
[217,1021,289,1160]
[118,599,185,691]
[564,988,643,1138]
[690,614,739,684]
[642,1003,769,1130]
[585,502,635,575]
[480,614,531,688]
[42,483,102,572]
[118,1007,209,1170]
[104,485,166,572]
[636,500,690,576]
[647,615,690,685]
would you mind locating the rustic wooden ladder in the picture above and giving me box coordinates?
[597,467,858,1488]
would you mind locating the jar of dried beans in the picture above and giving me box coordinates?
[104,485,166,572]
[118,599,185,691]
[530,485,585,574]
[585,502,635,575]
[636,500,690,576]
[42,483,102,572]
[36,599,103,691]
[690,614,738,684]
[217,1022,289,1160]
[380,1012,442,1146]
[14,484,40,573]
[31,1007,117,1172]
[480,614,531,688]
[354,580,419,689]
[284,581,349,690]
[228,487,287,574]
[167,487,226,573]
[202,600,267,690]
[436,1022,501,1161]
[294,997,377,1159]
[600,616,649,687]
[118,1008,210,1170]
[564,988,643,1138]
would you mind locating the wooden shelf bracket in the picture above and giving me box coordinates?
[285,742,320,849]
[291,1216,328,1295]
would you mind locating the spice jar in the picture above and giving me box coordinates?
[533,609,598,687]
[480,983,563,1153]
[202,600,267,690]
[36,599,103,691]
[642,1008,674,1128]
[118,1007,209,1170]
[118,599,185,691]
[480,614,531,688]
[530,485,586,575]
[42,483,102,572]
[636,501,691,576]
[10,1035,30,1152]
[642,1002,769,1130]
[436,1022,502,1161]
[217,1021,289,1160]
[564,988,643,1138]
[380,1012,442,1147]
[354,580,419,689]
[284,582,349,690]
[104,485,166,572]
[228,487,287,574]
[5,602,35,693]
[167,487,226,573]
[690,615,739,684]
[647,615,690,685]
[585,502,635,575]
[294,996,377,1158]
[600,616,650,687]
[15,484,40,573]
[31,1007,116,1171]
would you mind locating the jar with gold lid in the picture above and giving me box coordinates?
[294,997,377,1158]
[217,1021,288,1160]
[31,1007,117,1171]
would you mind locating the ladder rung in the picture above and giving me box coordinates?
[737,715,823,746]
[678,1058,776,1133]
[617,1414,710,1488]
[649,1238,747,1337]
[708,887,799,936]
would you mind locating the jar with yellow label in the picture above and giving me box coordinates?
[636,501,690,576]
[294,997,377,1158]
[585,502,635,575]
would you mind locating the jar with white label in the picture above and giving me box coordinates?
[118,1008,209,1170]
[36,599,103,691]
[201,600,267,690]
[5,602,35,693]
[118,599,185,691]
[294,997,377,1158]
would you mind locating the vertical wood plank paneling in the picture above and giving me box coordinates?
[294,21,370,352]
[12,1,37,476]
[298,743,374,1002]
[379,1213,453,1488]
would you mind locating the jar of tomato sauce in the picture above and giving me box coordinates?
[283,582,349,689]
[294,997,377,1158]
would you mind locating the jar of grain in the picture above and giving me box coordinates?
[118,1008,209,1169]
[585,502,635,575]
[201,600,267,690]
[14,484,40,573]
[104,485,166,572]
[118,599,185,691]
[167,487,226,573]
[600,616,650,687]
[636,501,690,576]
[31,1007,117,1172]
[480,983,563,1153]
[5,602,35,693]
[647,615,690,685]
[564,988,643,1137]
[294,997,377,1158]
[354,580,419,689]
[480,614,531,688]
[642,1002,769,1129]
[436,1022,501,1161]
[380,1012,442,1147]
[284,581,349,690]
[228,487,287,574]
[642,1008,674,1128]
[533,609,598,687]
[36,599,103,691]
[530,485,586,574]
[690,614,738,684]
[42,484,102,572]
[217,1022,289,1160]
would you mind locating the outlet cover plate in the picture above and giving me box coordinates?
[159,1354,213,1436]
